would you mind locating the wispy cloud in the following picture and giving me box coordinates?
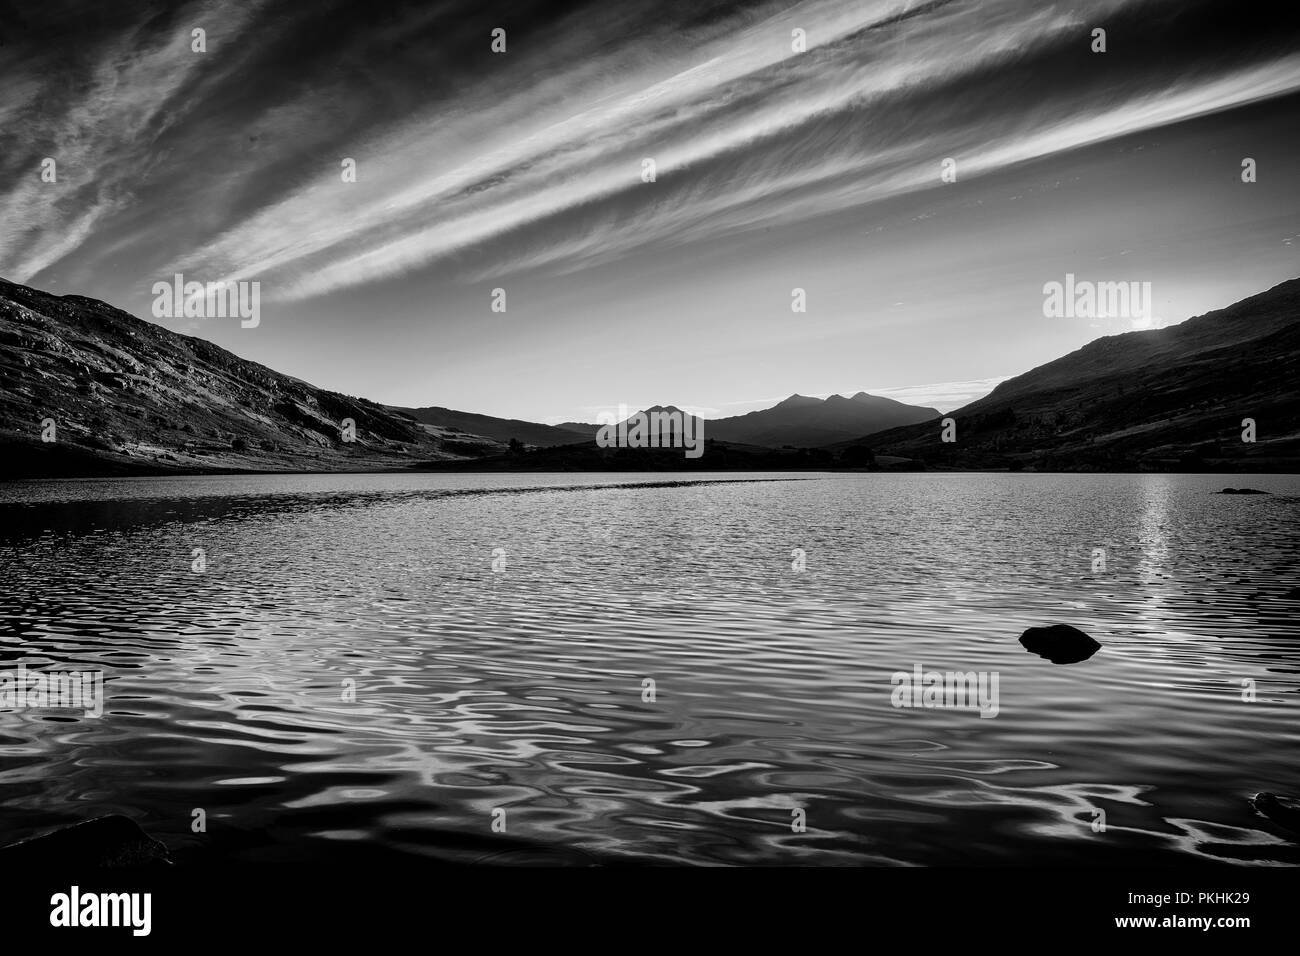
[3,0,1297,305]
[181,0,1300,300]
[0,0,271,283]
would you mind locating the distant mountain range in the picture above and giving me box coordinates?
[1,274,1296,476]
[555,392,939,448]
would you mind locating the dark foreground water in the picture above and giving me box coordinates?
[1,472,1297,866]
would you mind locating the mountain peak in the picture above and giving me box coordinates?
[634,404,693,418]
[776,393,824,408]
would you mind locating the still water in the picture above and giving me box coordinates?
[1,472,1297,865]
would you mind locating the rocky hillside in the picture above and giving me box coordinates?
[0,278,466,477]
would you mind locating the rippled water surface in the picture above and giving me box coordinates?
[1,472,1297,866]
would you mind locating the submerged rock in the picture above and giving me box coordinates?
[1218,488,1270,494]
[1251,792,1300,836]
[0,815,171,867]
[1019,624,1102,664]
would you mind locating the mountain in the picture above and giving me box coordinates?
[0,278,466,477]
[6,271,1294,478]
[707,391,940,447]
[848,277,1300,471]
[555,420,599,436]
[392,405,591,447]
[558,392,939,448]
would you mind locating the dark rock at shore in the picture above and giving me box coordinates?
[1251,792,1300,836]
[1218,487,1271,494]
[1019,624,1102,664]
[0,815,171,867]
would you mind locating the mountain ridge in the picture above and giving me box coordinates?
[2,275,1295,476]
[0,278,459,477]
[845,276,1300,471]
[556,392,940,448]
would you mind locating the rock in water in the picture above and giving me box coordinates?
[1019,624,1102,664]
[0,815,171,867]
[1218,488,1270,494]
[1251,792,1300,836]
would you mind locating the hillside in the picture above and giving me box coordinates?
[849,277,1300,471]
[392,405,590,447]
[0,278,462,477]
[5,272,1295,478]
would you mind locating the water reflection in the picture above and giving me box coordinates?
[1,472,1297,865]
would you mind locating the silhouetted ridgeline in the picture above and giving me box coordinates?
[1,275,1297,476]
[555,392,938,448]
[845,276,1300,473]
[392,405,592,447]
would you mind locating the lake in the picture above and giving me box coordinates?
[1,472,1297,866]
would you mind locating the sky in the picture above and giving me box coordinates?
[2,0,1299,422]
